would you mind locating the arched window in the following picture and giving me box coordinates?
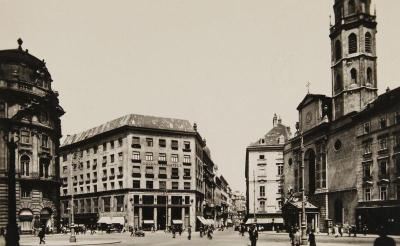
[39,158,50,178]
[367,68,373,85]
[348,0,356,14]
[351,68,358,84]
[335,40,342,61]
[349,33,358,54]
[365,32,372,53]
[335,74,342,91]
[20,155,30,176]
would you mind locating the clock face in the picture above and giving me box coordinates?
[306,112,313,124]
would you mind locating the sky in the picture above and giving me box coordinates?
[1,0,400,193]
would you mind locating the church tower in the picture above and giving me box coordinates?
[330,0,378,120]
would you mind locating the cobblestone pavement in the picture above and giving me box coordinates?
[2,229,398,246]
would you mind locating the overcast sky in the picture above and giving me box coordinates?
[1,0,399,193]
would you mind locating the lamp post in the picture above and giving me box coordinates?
[165,187,168,232]
[5,132,20,246]
[300,131,307,245]
[253,171,257,225]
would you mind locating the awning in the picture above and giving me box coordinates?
[197,216,207,225]
[226,219,233,224]
[98,217,124,225]
[19,209,33,221]
[272,218,284,223]
[143,220,154,224]
[206,219,214,225]
[172,220,183,224]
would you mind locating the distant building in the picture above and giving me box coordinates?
[0,40,64,233]
[59,114,208,231]
[283,0,400,235]
[245,114,291,229]
[231,191,246,222]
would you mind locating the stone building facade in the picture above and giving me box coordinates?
[282,0,400,235]
[0,40,64,234]
[245,114,291,229]
[59,114,209,231]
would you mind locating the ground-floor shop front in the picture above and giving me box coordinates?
[356,201,400,235]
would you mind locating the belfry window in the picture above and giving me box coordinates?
[365,32,372,53]
[348,0,356,14]
[367,68,373,85]
[335,74,342,91]
[349,33,358,54]
[351,69,357,84]
[335,40,342,61]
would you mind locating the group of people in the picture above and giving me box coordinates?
[288,226,316,246]
[198,225,214,239]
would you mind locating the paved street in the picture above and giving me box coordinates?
[8,229,399,246]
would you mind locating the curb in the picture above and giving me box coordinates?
[20,240,121,246]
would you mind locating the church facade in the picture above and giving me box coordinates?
[283,0,400,235]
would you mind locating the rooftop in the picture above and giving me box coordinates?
[249,114,291,147]
[62,113,195,146]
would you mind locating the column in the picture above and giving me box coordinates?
[154,207,158,230]
[139,207,143,228]
[181,207,185,228]
[168,208,171,227]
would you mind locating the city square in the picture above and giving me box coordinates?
[1,0,400,245]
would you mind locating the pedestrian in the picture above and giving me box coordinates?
[308,229,316,246]
[289,226,295,246]
[363,224,368,236]
[38,228,45,244]
[339,224,343,237]
[172,226,176,238]
[129,226,134,237]
[373,226,396,246]
[294,229,301,246]
[334,224,339,238]
[207,226,213,239]
[199,225,203,237]
[178,226,182,236]
[249,224,258,246]
[187,226,192,240]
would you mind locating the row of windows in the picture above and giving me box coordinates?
[132,166,191,177]
[362,113,400,135]
[334,67,374,91]
[133,152,191,163]
[20,155,51,178]
[363,184,400,201]
[132,137,191,151]
[334,32,372,61]
[256,164,284,177]
[133,180,191,190]
[62,138,124,161]
[20,130,50,148]
[363,158,400,179]
[362,134,400,155]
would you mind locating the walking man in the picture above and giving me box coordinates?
[187,226,192,240]
[249,224,258,246]
[38,228,45,244]
[308,230,316,246]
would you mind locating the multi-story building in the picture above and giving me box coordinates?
[231,191,246,223]
[245,114,291,230]
[59,114,207,230]
[283,0,400,235]
[0,39,64,233]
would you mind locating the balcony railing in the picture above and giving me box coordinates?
[183,148,191,152]
[109,175,115,180]
[145,173,154,178]
[92,178,97,182]
[158,160,167,165]
[132,173,141,178]
[132,159,141,163]
[131,144,141,148]
[85,180,90,184]
[117,174,123,179]
[171,175,179,179]
[183,162,191,166]
[183,176,191,180]
[101,176,107,181]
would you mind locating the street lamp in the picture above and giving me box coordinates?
[298,125,307,245]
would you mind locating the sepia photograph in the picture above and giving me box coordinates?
[0,0,399,245]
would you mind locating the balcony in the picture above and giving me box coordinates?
[378,148,389,156]
[363,176,373,182]
[132,159,141,163]
[183,162,191,166]
[92,178,97,182]
[171,146,178,151]
[145,173,154,178]
[362,152,372,159]
[85,180,90,184]
[109,175,115,180]
[132,173,141,178]
[101,176,107,181]
[183,148,191,152]
[117,174,123,179]
[183,176,191,180]
[171,175,179,179]
[131,144,141,149]
[158,160,167,165]
[158,174,167,179]
[79,181,84,185]
[73,181,78,186]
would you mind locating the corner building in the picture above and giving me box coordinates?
[0,40,64,233]
[59,114,207,231]
[245,115,291,229]
[283,0,400,235]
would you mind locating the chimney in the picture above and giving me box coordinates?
[273,113,278,127]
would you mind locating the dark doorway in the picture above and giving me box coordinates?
[157,207,167,230]
[334,200,343,224]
